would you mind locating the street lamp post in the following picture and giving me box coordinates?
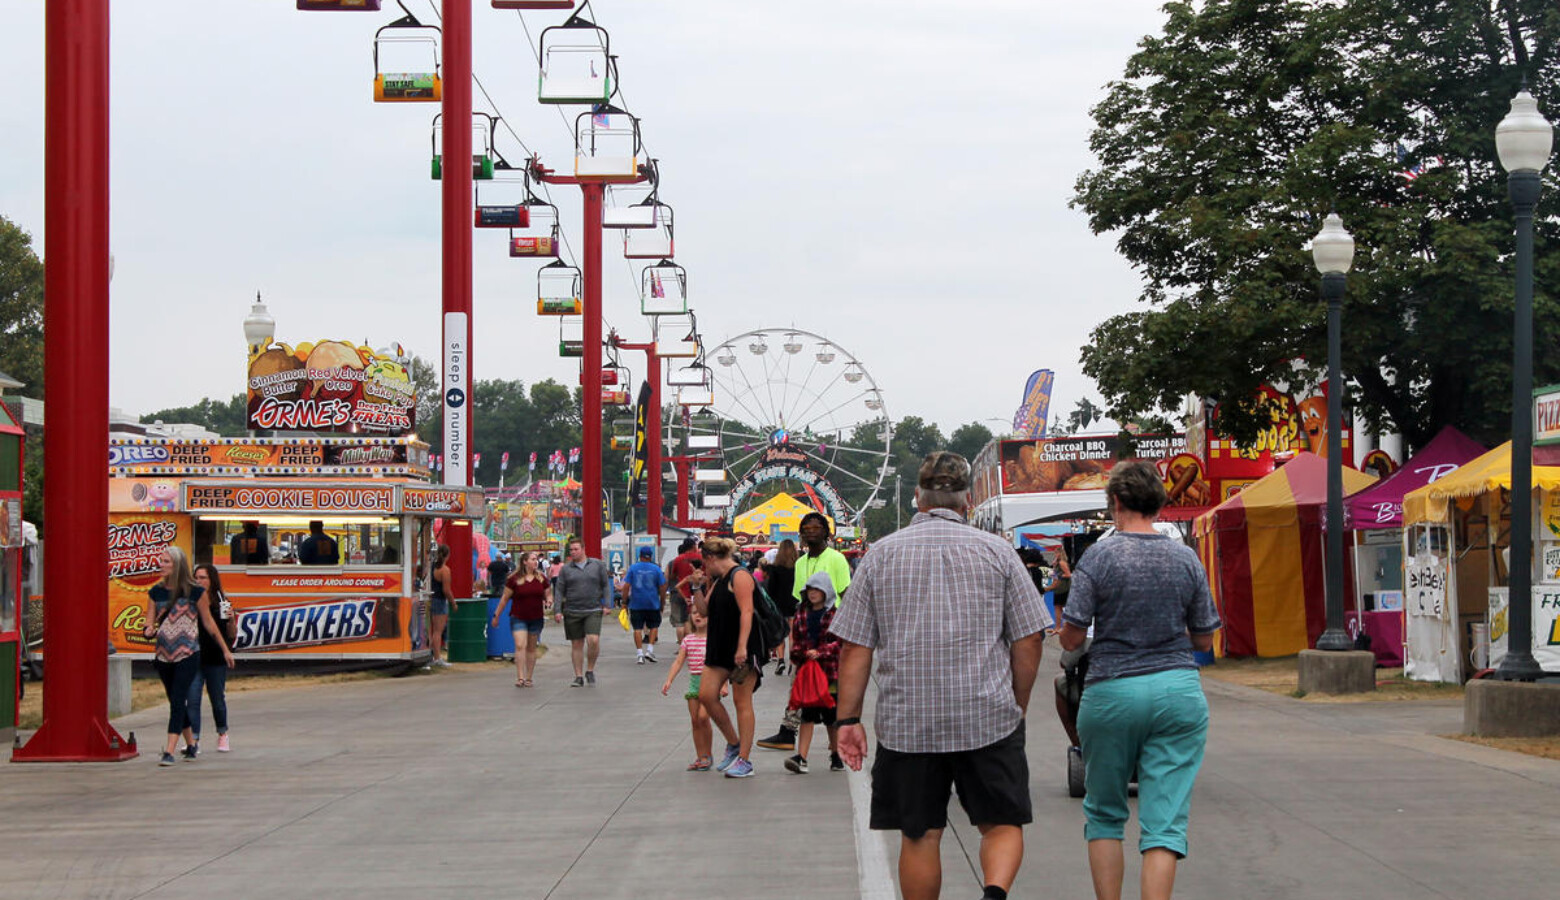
[1312,212,1355,652]
[1494,86,1552,681]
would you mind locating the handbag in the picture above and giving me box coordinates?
[788,659,835,709]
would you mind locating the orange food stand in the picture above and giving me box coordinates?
[106,436,483,665]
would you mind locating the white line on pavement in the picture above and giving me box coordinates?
[848,765,896,899]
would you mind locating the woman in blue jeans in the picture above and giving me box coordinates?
[1059,461,1221,900]
[186,564,236,755]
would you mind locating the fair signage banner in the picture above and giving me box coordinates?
[1404,555,1459,683]
[1536,385,1560,445]
[1487,586,1560,673]
[443,312,468,488]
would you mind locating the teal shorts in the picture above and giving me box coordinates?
[684,672,701,701]
[1077,667,1209,858]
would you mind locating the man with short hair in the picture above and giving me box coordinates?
[621,546,668,663]
[665,537,701,644]
[229,521,269,566]
[552,539,612,686]
[757,511,851,751]
[831,451,1049,900]
[297,521,339,566]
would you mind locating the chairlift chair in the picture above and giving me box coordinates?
[373,11,442,102]
[624,203,674,259]
[575,106,641,181]
[559,318,585,357]
[492,1,575,9]
[537,260,583,315]
[680,387,717,408]
[640,259,687,316]
[509,195,561,258]
[299,1,382,9]
[666,359,710,387]
[475,159,532,227]
[604,164,660,228]
[431,113,496,180]
[610,416,636,450]
[537,14,614,105]
[654,313,700,359]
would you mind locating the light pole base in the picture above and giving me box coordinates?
[1297,649,1376,695]
[1464,678,1560,737]
[1314,627,1354,652]
[1494,652,1546,682]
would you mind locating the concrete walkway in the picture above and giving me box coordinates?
[1,631,1556,899]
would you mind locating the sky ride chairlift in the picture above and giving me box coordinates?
[603,160,662,229]
[537,11,614,105]
[575,105,642,182]
[558,318,586,358]
[508,188,561,258]
[654,311,699,360]
[537,260,583,315]
[298,1,382,10]
[373,7,442,102]
[493,2,576,9]
[432,112,497,180]
[474,156,532,228]
[640,259,686,316]
[624,201,673,259]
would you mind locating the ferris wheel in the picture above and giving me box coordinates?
[693,328,894,525]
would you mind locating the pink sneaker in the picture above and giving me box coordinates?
[216,734,231,753]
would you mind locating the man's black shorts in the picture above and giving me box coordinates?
[869,721,1031,839]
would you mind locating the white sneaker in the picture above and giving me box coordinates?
[636,654,646,665]
[645,649,658,663]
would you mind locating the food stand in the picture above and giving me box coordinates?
[106,435,484,666]
[1401,441,1560,682]
[0,398,23,736]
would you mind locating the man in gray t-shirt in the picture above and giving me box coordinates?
[1062,532,1221,684]
[552,539,611,686]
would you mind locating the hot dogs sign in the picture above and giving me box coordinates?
[247,338,416,435]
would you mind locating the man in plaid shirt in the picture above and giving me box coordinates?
[831,450,1050,900]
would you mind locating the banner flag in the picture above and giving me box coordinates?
[628,380,653,507]
[1012,369,1055,439]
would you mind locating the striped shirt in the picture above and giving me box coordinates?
[829,508,1050,752]
[682,634,707,675]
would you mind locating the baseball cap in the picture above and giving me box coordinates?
[638,546,655,558]
[918,450,970,492]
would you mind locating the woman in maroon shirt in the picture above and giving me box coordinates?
[493,551,552,686]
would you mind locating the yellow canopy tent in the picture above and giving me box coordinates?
[1402,441,1560,526]
[732,492,830,540]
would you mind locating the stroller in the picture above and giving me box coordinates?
[1055,638,1136,799]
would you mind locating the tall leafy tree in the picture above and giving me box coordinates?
[143,395,249,436]
[948,421,996,462]
[1072,0,1560,450]
[0,215,44,397]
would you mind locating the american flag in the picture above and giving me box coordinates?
[1395,141,1443,182]
[650,271,665,299]
[593,112,612,129]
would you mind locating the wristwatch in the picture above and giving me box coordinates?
[835,717,862,727]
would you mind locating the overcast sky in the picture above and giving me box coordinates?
[0,0,1170,438]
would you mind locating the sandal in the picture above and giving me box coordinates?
[687,757,712,771]
[522,679,533,687]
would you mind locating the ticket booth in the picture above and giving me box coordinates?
[0,399,24,736]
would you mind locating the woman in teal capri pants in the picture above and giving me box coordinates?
[1059,461,1221,900]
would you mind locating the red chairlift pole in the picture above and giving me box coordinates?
[534,166,646,559]
[439,0,474,601]
[16,0,135,763]
[611,336,662,542]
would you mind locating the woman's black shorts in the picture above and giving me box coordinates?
[869,721,1031,839]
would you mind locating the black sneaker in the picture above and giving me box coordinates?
[784,754,809,774]
[756,727,795,751]
[830,752,845,772]
[182,744,198,761]
[158,752,176,767]
[570,676,584,687]
[585,671,597,686]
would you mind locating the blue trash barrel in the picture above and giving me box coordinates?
[486,595,516,658]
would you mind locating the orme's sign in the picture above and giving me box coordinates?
[724,462,848,525]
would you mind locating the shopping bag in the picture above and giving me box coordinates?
[618,607,632,632]
[788,659,835,709]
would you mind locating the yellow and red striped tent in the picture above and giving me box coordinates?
[1194,453,1376,657]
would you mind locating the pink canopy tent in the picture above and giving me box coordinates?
[1343,427,1486,531]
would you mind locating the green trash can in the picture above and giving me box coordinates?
[447,598,489,663]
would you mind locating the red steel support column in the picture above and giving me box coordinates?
[17,0,135,762]
[581,184,604,556]
[440,0,473,600]
[646,350,662,541]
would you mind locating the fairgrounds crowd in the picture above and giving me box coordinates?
[144,450,1219,900]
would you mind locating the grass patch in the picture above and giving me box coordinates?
[1444,733,1560,761]
[1201,655,1464,703]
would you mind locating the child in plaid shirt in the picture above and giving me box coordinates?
[785,573,843,774]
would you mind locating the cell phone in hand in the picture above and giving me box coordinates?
[730,662,753,685]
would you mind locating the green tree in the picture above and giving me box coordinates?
[143,395,249,436]
[948,421,996,462]
[1072,0,1560,451]
[0,216,45,397]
